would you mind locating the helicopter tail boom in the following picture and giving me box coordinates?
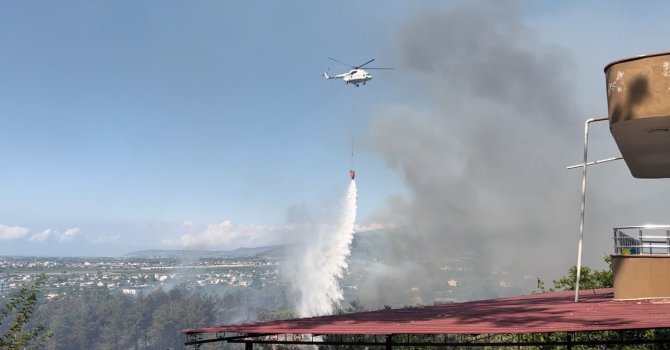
[324,72,346,80]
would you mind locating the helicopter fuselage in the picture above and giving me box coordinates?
[323,69,373,87]
[342,69,372,86]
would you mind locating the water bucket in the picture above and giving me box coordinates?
[605,52,670,178]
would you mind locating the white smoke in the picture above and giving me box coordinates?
[283,180,358,317]
[356,3,585,307]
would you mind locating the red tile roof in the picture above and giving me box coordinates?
[185,289,670,335]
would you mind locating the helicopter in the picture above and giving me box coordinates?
[323,57,392,87]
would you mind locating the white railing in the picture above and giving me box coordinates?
[613,225,670,255]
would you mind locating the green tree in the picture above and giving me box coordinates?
[552,255,613,291]
[534,256,613,293]
[0,274,53,349]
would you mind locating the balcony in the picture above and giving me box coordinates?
[613,225,670,255]
[611,225,670,300]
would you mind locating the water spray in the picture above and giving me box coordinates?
[285,180,358,317]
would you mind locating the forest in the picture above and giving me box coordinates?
[2,280,293,350]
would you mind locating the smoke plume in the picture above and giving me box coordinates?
[360,3,587,307]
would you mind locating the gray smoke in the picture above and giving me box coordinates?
[360,3,587,307]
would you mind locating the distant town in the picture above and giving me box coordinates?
[0,249,282,301]
[1,241,530,307]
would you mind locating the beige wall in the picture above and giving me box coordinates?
[612,255,670,299]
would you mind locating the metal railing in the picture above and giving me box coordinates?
[613,225,670,255]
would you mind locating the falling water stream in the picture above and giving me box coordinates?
[290,180,358,317]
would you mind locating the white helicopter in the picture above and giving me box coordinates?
[323,57,392,87]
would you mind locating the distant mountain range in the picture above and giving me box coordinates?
[122,245,286,259]
[122,229,389,260]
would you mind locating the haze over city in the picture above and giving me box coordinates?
[2,0,670,285]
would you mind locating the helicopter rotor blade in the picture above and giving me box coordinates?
[356,59,375,68]
[328,57,355,68]
[364,67,394,70]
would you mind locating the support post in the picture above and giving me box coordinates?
[567,333,572,350]
[575,116,608,302]
[386,334,393,350]
[245,341,253,350]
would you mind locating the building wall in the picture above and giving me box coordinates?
[0,281,10,295]
[612,255,670,299]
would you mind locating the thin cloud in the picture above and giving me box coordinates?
[29,229,56,242]
[60,227,80,242]
[182,220,195,229]
[0,224,29,240]
[28,228,81,242]
[167,220,293,250]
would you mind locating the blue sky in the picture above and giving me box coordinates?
[2,1,670,259]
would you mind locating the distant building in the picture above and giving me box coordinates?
[238,280,251,287]
[122,286,149,296]
[0,280,9,295]
[447,279,459,287]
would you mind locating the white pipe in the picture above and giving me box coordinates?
[574,116,608,302]
[566,156,623,169]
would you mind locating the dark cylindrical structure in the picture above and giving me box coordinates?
[605,52,670,178]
